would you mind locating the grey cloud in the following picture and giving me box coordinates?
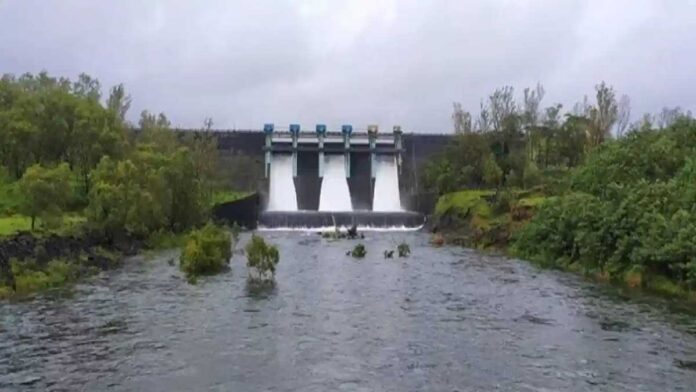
[1,0,695,132]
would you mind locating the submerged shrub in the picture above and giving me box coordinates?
[180,223,231,280]
[397,243,411,257]
[245,234,280,280]
[351,244,367,258]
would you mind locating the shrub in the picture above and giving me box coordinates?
[350,244,367,258]
[492,190,513,214]
[180,223,231,281]
[245,234,279,280]
[522,161,542,189]
[397,243,411,257]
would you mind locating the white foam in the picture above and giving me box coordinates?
[257,225,424,232]
[372,155,402,211]
[267,155,298,211]
[319,155,352,211]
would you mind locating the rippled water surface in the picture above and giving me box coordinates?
[1,232,696,391]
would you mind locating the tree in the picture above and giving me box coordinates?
[489,86,516,132]
[18,163,71,230]
[87,155,167,237]
[107,84,131,122]
[657,106,692,129]
[72,73,101,102]
[590,81,618,145]
[482,157,503,187]
[616,94,631,138]
[522,83,545,130]
[138,110,178,153]
[70,98,126,195]
[476,100,491,132]
[452,102,472,134]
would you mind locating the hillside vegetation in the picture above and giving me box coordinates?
[427,82,696,299]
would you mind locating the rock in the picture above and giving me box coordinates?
[347,225,358,239]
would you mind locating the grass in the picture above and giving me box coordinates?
[434,190,493,218]
[0,215,32,236]
[211,190,250,206]
[0,214,87,237]
[0,175,22,215]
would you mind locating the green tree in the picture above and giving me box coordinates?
[87,155,167,238]
[18,163,71,230]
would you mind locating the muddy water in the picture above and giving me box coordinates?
[1,232,695,391]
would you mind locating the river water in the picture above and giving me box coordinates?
[1,232,695,391]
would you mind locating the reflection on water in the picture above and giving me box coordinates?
[1,232,695,391]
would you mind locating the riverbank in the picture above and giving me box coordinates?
[0,230,144,299]
[430,189,696,303]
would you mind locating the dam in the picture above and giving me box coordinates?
[259,124,423,229]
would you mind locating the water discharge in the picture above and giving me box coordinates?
[1,232,695,391]
[318,154,352,211]
[372,155,402,211]
[267,154,297,211]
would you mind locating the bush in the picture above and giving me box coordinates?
[492,190,513,214]
[245,234,279,280]
[350,244,367,258]
[522,161,542,189]
[180,223,231,281]
[514,120,696,293]
[397,243,411,257]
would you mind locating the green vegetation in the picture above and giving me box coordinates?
[0,248,120,300]
[0,71,250,298]
[211,190,250,206]
[0,214,86,236]
[429,81,696,300]
[245,235,280,281]
[514,121,696,296]
[350,244,367,258]
[0,71,247,240]
[18,163,72,230]
[397,243,411,257]
[9,259,79,297]
[180,223,232,282]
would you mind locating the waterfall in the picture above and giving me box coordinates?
[267,154,298,211]
[319,154,353,211]
[372,155,402,211]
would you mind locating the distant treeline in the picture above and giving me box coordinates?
[423,82,693,195]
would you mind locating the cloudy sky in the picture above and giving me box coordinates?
[1,0,695,132]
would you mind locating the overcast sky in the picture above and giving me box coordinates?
[1,0,695,132]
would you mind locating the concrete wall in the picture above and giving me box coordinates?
[175,129,454,208]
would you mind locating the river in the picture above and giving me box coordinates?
[1,231,695,391]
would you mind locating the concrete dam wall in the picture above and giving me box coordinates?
[175,129,453,204]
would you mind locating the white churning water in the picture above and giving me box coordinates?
[372,155,402,212]
[267,154,298,211]
[319,154,353,211]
